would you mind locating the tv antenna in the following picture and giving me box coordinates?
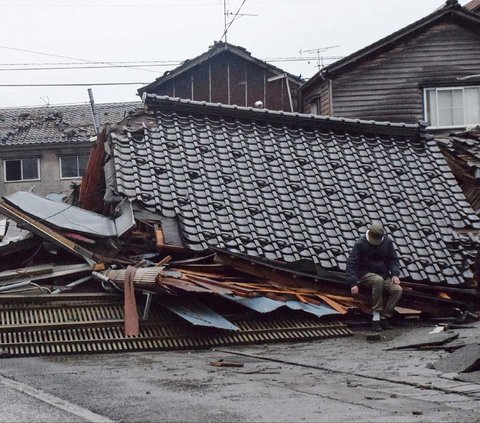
[40,96,50,106]
[299,45,340,70]
[222,0,257,43]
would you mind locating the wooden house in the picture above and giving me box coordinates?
[465,0,480,13]
[138,41,304,112]
[300,0,480,132]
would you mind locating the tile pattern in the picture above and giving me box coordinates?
[0,102,141,146]
[107,96,480,286]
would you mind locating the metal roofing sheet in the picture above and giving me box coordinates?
[221,295,284,313]
[158,297,239,331]
[222,294,339,318]
[4,191,134,238]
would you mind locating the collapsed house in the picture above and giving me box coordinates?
[437,127,480,212]
[82,94,480,286]
[0,95,479,357]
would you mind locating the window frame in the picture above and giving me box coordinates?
[424,85,480,129]
[59,155,87,180]
[3,158,40,182]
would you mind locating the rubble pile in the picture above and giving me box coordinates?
[0,191,478,342]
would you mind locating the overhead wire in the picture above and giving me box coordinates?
[0,45,160,74]
[0,82,148,87]
[0,56,343,70]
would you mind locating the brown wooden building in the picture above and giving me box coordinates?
[465,0,480,13]
[300,0,480,131]
[138,41,304,112]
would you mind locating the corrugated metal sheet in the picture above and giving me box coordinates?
[158,297,239,331]
[222,294,339,318]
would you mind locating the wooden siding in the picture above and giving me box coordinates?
[147,51,301,112]
[301,80,331,115]
[210,60,229,104]
[324,22,480,123]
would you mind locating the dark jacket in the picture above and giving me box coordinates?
[346,235,400,287]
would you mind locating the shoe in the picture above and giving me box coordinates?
[380,319,393,330]
[371,321,382,332]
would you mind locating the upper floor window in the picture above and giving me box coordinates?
[425,86,480,129]
[309,99,320,115]
[59,156,88,179]
[4,158,40,182]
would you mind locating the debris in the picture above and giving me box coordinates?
[453,371,480,385]
[210,360,244,368]
[0,219,8,241]
[429,325,446,334]
[433,344,480,374]
[386,330,459,350]
[366,334,382,341]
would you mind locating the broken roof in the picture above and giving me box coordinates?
[0,101,141,146]
[93,94,480,286]
[437,127,480,211]
[138,41,304,96]
[303,0,480,87]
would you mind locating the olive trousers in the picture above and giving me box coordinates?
[359,272,403,318]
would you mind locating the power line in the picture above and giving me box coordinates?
[0,82,148,87]
[0,45,160,74]
[0,64,181,71]
[0,60,183,66]
[0,57,343,71]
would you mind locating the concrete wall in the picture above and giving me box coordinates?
[0,143,91,198]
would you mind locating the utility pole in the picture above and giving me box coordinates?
[88,88,100,134]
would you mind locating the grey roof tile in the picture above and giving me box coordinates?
[104,95,480,286]
[0,101,141,146]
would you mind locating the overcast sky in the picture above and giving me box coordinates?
[0,0,471,108]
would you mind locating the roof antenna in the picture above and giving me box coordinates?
[299,46,340,70]
[222,0,256,44]
[40,96,50,106]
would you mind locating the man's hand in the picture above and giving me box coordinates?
[351,285,359,295]
[392,276,401,285]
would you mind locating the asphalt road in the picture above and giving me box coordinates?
[0,322,479,422]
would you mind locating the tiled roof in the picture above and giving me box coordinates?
[0,101,141,146]
[104,95,480,286]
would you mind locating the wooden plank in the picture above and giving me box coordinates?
[0,264,54,282]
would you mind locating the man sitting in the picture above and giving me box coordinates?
[346,222,403,331]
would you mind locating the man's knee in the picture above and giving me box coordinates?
[391,284,403,294]
[370,274,384,287]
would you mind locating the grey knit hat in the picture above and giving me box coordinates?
[367,223,385,246]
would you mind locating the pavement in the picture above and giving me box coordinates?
[0,320,479,422]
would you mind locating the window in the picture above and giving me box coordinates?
[4,158,40,182]
[60,156,88,179]
[425,86,480,128]
[309,99,320,115]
